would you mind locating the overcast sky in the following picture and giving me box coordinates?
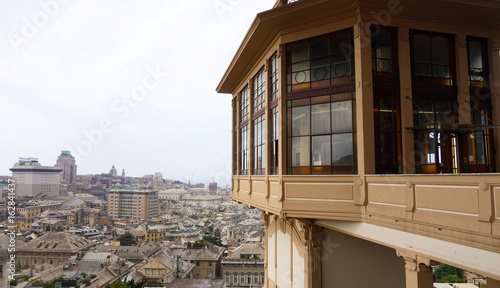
[0,0,271,185]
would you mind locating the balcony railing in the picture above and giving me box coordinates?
[232,173,500,253]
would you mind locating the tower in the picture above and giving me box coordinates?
[55,150,77,184]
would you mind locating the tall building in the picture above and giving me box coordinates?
[54,150,77,184]
[107,188,159,220]
[217,1,500,287]
[10,158,62,198]
[153,172,163,189]
[209,182,218,194]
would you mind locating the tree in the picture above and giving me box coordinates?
[81,279,91,285]
[18,275,30,281]
[441,275,464,283]
[31,280,44,287]
[117,232,137,246]
[434,264,463,283]
[202,226,223,246]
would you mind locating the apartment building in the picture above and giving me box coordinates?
[223,242,265,287]
[10,158,62,198]
[16,232,95,269]
[216,0,500,287]
[107,188,159,220]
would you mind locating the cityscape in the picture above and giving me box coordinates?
[2,0,500,288]
[1,151,264,288]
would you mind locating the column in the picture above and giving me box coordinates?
[305,224,323,288]
[265,58,271,177]
[248,79,254,178]
[455,34,472,125]
[278,44,285,178]
[398,27,415,174]
[397,250,433,288]
[488,38,500,172]
[354,21,375,176]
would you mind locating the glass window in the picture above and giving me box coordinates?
[233,97,238,175]
[465,37,494,173]
[292,136,310,166]
[240,86,249,122]
[287,96,356,174]
[270,53,280,175]
[292,106,310,136]
[270,53,279,100]
[411,30,455,85]
[253,114,266,175]
[240,125,249,175]
[253,68,266,112]
[286,29,356,175]
[331,101,352,133]
[270,106,279,174]
[287,29,354,92]
[233,274,237,284]
[371,26,402,174]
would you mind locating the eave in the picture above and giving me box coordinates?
[216,0,500,95]
[216,0,338,94]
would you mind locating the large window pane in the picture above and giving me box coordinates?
[332,134,353,165]
[379,98,394,131]
[292,137,310,166]
[331,101,352,133]
[292,106,310,136]
[311,103,330,134]
[312,135,331,165]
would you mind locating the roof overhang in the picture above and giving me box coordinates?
[216,0,500,95]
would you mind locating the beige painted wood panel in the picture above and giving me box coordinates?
[252,180,267,195]
[367,183,406,206]
[494,188,500,220]
[285,182,353,200]
[415,185,479,215]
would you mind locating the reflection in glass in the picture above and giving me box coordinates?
[292,106,310,136]
[292,137,310,166]
[312,135,331,165]
[311,103,330,135]
[332,134,353,165]
[331,101,352,133]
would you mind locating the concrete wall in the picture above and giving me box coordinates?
[322,228,405,288]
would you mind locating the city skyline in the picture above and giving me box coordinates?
[0,1,272,184]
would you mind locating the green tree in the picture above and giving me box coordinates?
[202,226,222,246]
[441,275,464,283]
[31,280,44,287]
[89,275,97,279]
[81,279,91,285]
[18,275,30,281]
[434,264,463,283]
[117,232,137,246]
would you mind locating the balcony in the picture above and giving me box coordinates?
[232,173,500,253]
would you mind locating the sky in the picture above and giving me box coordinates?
[0,0,272,185]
